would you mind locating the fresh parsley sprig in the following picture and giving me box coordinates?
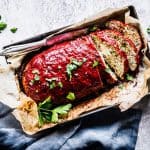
[38,96,72,126]
[147,26,150,34]
[126,74,134,81]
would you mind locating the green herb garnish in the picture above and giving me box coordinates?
[39,96,52,109]
[38,96,52,126]
[92,60,99,68]
[46,78,63,89]
[126,74,134,81]
[10,27,18,33]
[0,22,7,30]
[147,27,150,34]
[66,92,76,101]
[49,81,56,89]
[38,109,44,126]
[38,96,72,126]
[58,81,63,88]
[105,67,111,73]
[51,111,58,123]
[46,78,58,82]
[66,64,77,80]
[29,69,40,84]
[34,74,40,81]
[53,104,72,114]
[88,25,98,32]
[66,58,85,80]
[72,58,83,66]
[46,78,58,90]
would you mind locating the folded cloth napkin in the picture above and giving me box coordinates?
[0,102,141,150]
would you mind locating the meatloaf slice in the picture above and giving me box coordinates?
[106,20,142,52]
[22,35,105,104]
[91,31,129,79]
[98,30,139,71]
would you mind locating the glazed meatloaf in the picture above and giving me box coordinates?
[92,30,138,71]
[22,20,141,105]
[106,20,142,52]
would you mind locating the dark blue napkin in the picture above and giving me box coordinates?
[0,102,141,150]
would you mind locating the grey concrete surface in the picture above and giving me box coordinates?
[0,0,150,149]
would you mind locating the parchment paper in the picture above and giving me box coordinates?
[0,6,150,134]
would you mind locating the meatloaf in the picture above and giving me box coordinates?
[106,20,142,52]
[21,20,142,105]
[92,30,139,71]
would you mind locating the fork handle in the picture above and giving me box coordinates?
[0,39,46,57]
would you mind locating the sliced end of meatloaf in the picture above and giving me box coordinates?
[91,31,129,79]
[98,29,139,71]
[93,44,118,84]
[124,24,142,51]
[85,35,118,84]
[105,20,142,52]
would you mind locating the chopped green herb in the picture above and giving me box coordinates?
[92,60,99,68]
[126,74,134,81]
[88,25,98,32]
[10,27,18,33]
[66,63,77,80]
[72,59,83,66]
[32,69,39,74]
[46,78,58,90]
[38,96,72,125]
[66,58,86,80]
[46,77,58,82]
[0,22,7,30]
[58,81,63,88]
[105,67,111,73]
[66,92,76,100]
[34,74,40,81]
[147,27,150,34]
[49,81,56,89]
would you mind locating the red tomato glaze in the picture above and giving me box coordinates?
[22,36,104,104]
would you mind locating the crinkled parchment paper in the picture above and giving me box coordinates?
[0,6,150,134]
